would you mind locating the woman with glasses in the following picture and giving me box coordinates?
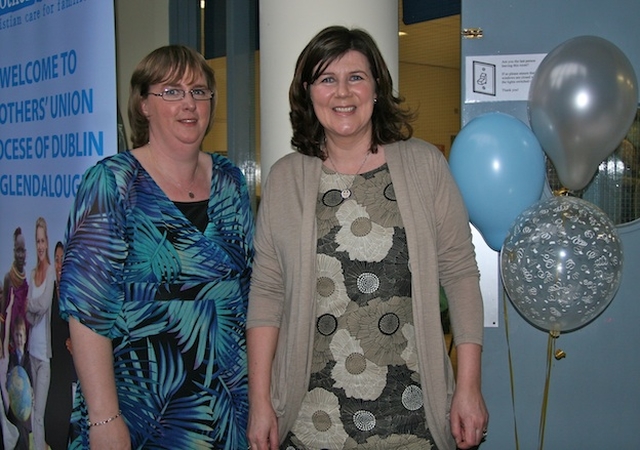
[59,45,254,450]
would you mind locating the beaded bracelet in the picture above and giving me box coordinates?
[88,410,122,428]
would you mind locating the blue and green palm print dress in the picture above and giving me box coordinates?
[59,151,254,450]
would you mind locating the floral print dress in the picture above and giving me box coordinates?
[282,165,438,450]
[59,151,253,450]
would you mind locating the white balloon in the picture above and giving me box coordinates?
[501,196,623,333]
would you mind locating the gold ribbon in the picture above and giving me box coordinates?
[504,289,566,450]
[503,288,520,450]
[538,330,564,450]
[538,331,555,449]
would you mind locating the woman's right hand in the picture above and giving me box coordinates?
[246,326,280,450]
[89,418,131,450]
[247,400,279,450]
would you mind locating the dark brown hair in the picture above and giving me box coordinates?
[289,26,414,158]
[128,45,217,148]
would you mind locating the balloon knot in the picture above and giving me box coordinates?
[554,349,567,360]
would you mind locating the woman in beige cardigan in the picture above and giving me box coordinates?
[247,26,488,450]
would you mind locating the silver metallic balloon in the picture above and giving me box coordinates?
[529,36,638,191]
[500,196,623,333]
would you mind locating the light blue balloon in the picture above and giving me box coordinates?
[449,112,545,251]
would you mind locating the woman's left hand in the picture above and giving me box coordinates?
[449,343,489,449]
[450,384,488,448]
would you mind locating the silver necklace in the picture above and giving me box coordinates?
[326,150,371,199]
[148,145,199,199]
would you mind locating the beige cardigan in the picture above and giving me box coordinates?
[247,138,484,450]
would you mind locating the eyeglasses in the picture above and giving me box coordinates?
[148,88,214,102]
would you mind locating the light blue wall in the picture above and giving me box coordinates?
[461,1,640,448]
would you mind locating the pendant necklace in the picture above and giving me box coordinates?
[326,150,371,199]
[148,144,199,199]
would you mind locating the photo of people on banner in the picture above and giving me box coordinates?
[1,219,75,449]
[0,0,118,447]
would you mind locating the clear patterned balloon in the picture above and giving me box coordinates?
[500,196,623,333]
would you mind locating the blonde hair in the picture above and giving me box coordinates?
[35,216,50,266]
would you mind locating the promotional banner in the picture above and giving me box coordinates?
[0,0,117,447]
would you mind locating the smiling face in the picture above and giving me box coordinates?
[36,225,48,265]
[142,72,212,150]
[309,50,377,145]
[12,321,26,351]
[13,233,26,272]
[55,245,64,283]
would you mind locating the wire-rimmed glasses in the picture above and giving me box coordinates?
[149,88,214,101]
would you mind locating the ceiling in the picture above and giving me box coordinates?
[399,13,461,70]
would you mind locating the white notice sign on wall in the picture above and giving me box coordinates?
[465,54,547,103]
